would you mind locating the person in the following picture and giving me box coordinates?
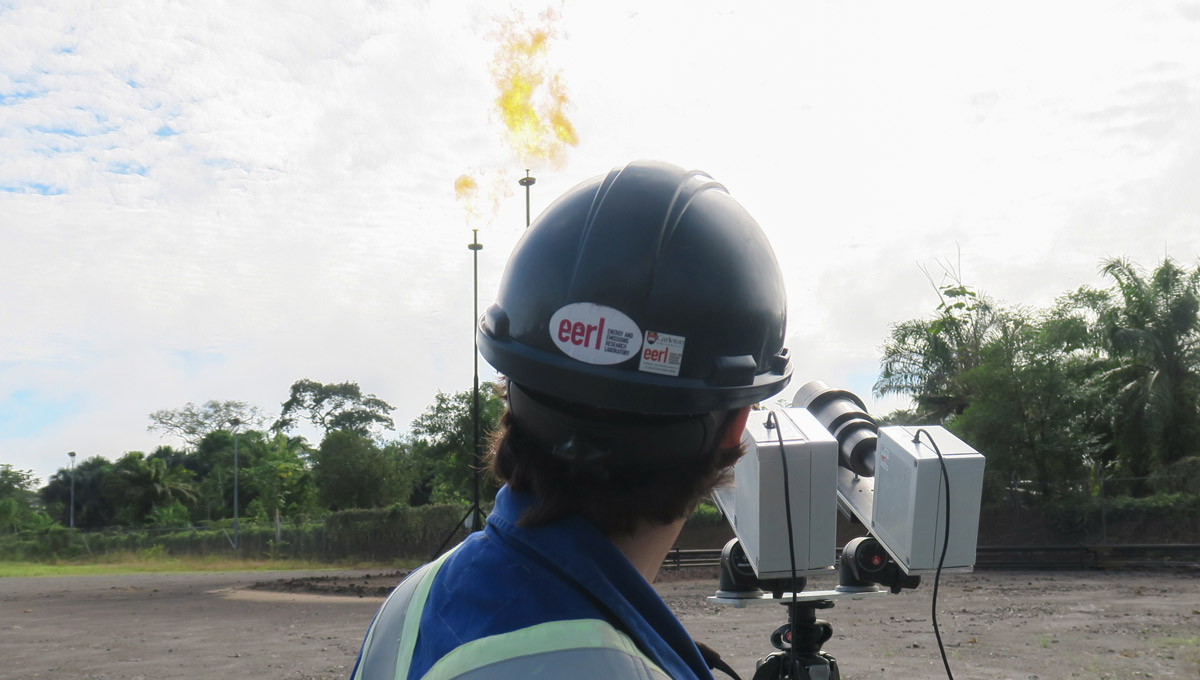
[350,160,793,680]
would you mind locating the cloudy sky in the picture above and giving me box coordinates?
[4,0,1199,482]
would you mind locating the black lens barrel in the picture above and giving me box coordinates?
[792,380,878,477]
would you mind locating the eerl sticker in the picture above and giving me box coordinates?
[639,330,685,376]
[549,303,642,365]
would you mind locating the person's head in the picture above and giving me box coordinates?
[478,161,791,534]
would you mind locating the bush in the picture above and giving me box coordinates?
[1047,492,1200,534]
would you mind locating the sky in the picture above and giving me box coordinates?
[3,0,1200,483]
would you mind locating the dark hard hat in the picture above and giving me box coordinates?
[478,160,791,415]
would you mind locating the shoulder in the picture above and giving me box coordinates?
[415,531,607,658]
[420,618,674,680]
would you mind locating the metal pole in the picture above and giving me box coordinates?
[234,430,239,552]
[519,170,536,227]
[68,451,76,543]
[230,419,241,553]
[468,229,483,532]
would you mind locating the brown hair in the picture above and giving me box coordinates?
[488,409,743,536]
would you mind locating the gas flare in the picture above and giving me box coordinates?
[489,8,578,167]
[453,171,513,225]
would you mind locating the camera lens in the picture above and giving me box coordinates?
[792,380,877,477]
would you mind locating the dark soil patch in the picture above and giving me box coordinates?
[250,570,411,597]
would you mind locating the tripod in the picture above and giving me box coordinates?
[753,599,840,680]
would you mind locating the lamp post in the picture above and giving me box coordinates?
[67,451,76,543]
[230,418,242,553]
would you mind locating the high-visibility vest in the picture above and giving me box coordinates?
[351,547,674,680]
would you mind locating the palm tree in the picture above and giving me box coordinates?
[104,453,198,524]
[874,283,1004,422]
[1093,257,1200,480]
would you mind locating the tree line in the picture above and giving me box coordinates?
[3,255,1197,537]
[1,380,504,535]
[874,256,1200,506]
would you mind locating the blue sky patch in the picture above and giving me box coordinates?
[0,182,66,195]
[0,389,83,439]
[0,90,38,105]
[155,125,178,136]
[172,349,227,377]
[107,161,148,176]
[31,125,85,137]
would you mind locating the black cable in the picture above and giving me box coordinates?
[914,428,955,680]
[767,411,800,680]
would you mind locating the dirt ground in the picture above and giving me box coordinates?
[3,567,1198,680]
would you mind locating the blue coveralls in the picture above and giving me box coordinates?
[350,486,714,679]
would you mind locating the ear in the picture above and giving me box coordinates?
[718,406,753,449]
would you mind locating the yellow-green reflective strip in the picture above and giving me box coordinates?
[392,545,459,680]
[419,619,668,680]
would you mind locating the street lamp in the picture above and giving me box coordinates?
[229,418,242,554]
[67,451,76,543]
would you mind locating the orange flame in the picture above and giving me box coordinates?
[453,171,513,225]
[454,174,478,201]
[489,9,579,167]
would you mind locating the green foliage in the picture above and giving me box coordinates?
[1091,258,1200,481]
[102,452,198,526]
[147,501,190,527]
[1046,492,1200,534]
[877,256,1200,506]
[686,502,724,525]
[312,430,408,510]
[41,456,117,529]
[0,464,42,531]
[323,504,467,559]
[407,382,505,505]
[875,278,1003,422]
[274,379,395,436]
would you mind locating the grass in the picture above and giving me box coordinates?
[0,551,413,578]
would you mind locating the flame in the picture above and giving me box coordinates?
[454,174,478,200]
[453,171,513,225]
[489,9,579,167]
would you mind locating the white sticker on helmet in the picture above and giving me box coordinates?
[639,330,686,376]
[549,303,642,365]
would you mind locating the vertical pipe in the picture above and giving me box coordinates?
[469,229,483,532]
[68,452,76,543]
[233,429,240,552]
[519,170,536,228]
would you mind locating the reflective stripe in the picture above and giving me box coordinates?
[352,546,459,680]
[441,647,673,680]
[354,547,674,680]
[420,619,672,680]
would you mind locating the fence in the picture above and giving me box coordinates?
[0,504,471,563]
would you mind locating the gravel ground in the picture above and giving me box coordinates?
[3,568,1198,679]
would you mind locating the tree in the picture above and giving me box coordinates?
[0,464,38,506]
[102,452,198,526]
[148,400,265,447]
[875,280,1003,422]
[949,301,1101,499]
[311,430,408,510]
[273,379,395,437]
[0,464,40,532]
[248,433,316,540]
[184,429,269,522]
[408,382,506,505]
[1091,257,1200,479]
[41,456,117,529]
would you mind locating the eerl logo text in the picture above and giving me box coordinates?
[549,303,641,365]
